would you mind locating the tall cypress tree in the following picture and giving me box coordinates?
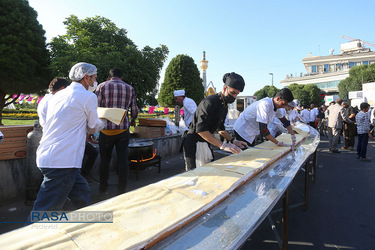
[158,54,204,107]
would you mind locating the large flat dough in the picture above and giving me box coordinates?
[0,128,309,249]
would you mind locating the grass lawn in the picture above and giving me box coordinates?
[2,119,38,126]
[1,113,174,131]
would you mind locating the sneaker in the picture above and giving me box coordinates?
[360,158,371,162]
[331,149,340,153]
[347,147,355,151]
[341,146,347,150]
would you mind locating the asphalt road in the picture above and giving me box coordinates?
[242,135,375,249]
[1,135,374,249]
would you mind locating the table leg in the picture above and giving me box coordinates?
[305,159,310,211]
[312,149,317,183]
[282,188,289,250]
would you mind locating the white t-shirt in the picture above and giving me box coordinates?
[37,94,53,127]
[287,109,305,124]
[37,82,103,168]
[183,97,197,130]
[233,97,284,144]
[301,109,310,122]
[309,108,319,122]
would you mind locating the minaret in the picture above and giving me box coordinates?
[200,51,208,90]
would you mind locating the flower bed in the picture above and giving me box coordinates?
[2,109,38,120]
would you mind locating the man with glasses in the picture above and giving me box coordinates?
[234,88,296,148]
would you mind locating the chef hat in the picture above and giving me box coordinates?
[288,101,297,108]
[174,90,185,97]
[222,72,245,92]
[69,62,97,81]
[293,99,301,109]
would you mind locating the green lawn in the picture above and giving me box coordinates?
[1,113,174,128]
[2,119,38,126]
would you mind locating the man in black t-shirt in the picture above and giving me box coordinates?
[183,72,248,171]
[341,102,357,150]
[317,105,326,136]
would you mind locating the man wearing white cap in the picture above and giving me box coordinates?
[233,88,297,148]
[174,89,197,130]
[30,62,105,218]
[286,99,306,125]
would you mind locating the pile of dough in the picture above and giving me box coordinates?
[97,107,127,125]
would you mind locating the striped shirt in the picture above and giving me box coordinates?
[96,77,138,130]
[356,111,370,135]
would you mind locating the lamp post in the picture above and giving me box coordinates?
[269,73,273,86]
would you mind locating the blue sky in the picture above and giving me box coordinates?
[28,0,375,96]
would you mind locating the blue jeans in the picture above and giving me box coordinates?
[357,133,369,158]
[32,168,90,211]
[99,130,130,194]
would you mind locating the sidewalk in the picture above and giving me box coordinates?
[1,136,374,249]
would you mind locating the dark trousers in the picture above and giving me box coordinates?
[182,133,198,171]
[357,133,369,158]
[99,130,129,194]
[81,142,98,177]
[234,130,255,148]
[343,123,356,148]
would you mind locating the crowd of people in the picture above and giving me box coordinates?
[13,64,372,218]
[176,79,375,170]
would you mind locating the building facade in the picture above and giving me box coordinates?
[281,40,375,94]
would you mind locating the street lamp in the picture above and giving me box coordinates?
[269,73,273,86]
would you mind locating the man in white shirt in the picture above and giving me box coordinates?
[174,90,197,130]
[31,62,105,216]
[286,99,306,125]
[309,104,319,128]
[233,88,296,148]
[301,106,310,124]
[37,77,70,127]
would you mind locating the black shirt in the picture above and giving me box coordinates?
[318,107,325,119]
[345,106,357,121]
[188,93,228,141]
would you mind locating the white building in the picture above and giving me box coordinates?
[281,40,375,94]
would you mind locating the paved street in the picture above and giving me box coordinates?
[243,136,375,249]
[1,135,375,249]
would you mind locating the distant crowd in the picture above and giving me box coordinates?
[297,99,374,161]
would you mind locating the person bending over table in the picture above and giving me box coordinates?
[233,88,297,149]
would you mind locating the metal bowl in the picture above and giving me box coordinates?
[128,141,154,161]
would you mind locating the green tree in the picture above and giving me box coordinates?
[338,64,375,99]
[253,85,279,100]
[49,15,168,107]
[288,83,323,107]
[0,0,50,124]
[158,54,204,107]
